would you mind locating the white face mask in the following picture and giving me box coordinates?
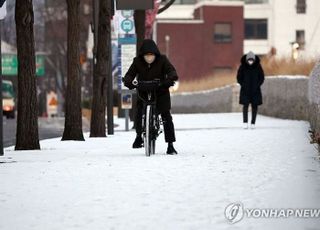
[144,54,156,64]
[248,60,254,65]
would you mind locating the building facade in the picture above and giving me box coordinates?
[155,0,320,80]
[155,1,244,81]
[244,0,320,57]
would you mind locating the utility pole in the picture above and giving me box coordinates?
[107,27,113,135]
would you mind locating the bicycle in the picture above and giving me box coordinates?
[136,80,162,157]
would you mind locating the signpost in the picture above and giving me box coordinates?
[121,91,132,131]
[115,9,137,131]
[118,37,136,130]
[0,0,6,156]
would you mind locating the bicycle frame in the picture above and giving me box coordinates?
[136,80,162,156]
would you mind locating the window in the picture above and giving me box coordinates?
[296,30,305,49]
[244,0,268,4]
[296,0,306,14]
[245,19,268,39]
[211,0,268,4]
[173,0,197,4]
[214,23,232,43]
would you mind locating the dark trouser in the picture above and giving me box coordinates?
[136,101,176,143]
[243,104,258,124]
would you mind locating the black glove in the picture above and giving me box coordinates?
[160,79,175,89]
[122,77,135,90]
[126,83,135,90]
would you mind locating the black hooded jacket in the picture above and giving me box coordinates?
[237,55,265,106]
[123,39,178,112]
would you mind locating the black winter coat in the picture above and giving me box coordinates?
[123,39,178,113]
[237,55,265,106]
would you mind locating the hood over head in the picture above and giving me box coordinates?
[241,52,260,66]
[139,39,161,57]
[246,51,256,61]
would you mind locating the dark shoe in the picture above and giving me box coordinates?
[132,136,143,148]
[166,143,178,155]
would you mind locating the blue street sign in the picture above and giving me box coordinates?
[121,19,134,33]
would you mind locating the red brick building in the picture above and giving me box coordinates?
[155,2,244,81]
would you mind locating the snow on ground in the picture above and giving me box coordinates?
[1,113,320,230]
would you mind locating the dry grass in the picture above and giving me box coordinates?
[175,57,317,93]
[260,57,316,76]
[175,73,237,93]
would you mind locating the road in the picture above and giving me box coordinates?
[3,117,90,148]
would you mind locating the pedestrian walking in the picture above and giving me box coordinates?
[237,51,265,129]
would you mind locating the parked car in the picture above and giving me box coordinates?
[2,80,16,119]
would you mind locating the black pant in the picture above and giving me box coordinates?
[135,100,176,143]
[243,104,258,124]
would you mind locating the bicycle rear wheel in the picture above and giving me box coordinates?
[144,105,152,157]
[151,139,156,155]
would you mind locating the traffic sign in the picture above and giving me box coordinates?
[47,91,58,117]
[121,19,134,33]
[1,54,45,76]
[117,10,135,35]
[121,10,133,18]
[118,36,136,91]
[121,92,132,109]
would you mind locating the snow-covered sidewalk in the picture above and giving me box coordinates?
[1,113,320,230]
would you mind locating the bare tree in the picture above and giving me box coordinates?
[134,0,176,52]
[134,10,146,53]
[42,0,91,115]
[15,0,40,150]
[62,0,84,141]
[90,0,112,137]
[158,0,176,14]
[42,1,68,112]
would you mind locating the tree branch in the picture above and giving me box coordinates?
[157,0,176,14]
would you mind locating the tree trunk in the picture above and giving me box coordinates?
[130,10,146,126]
[62,0,84,141]
[90,0,111,137]
[134,10,146,54]
[15,0,40,150]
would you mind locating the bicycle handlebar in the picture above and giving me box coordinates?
[122,78,161,91]
[134,80,160,104]
[136,79,160,92]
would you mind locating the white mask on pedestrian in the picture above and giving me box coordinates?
[144,54,156,64]
[248,59,254,65]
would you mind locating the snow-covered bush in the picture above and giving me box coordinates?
[171,86,233,113]
[308,60,320,147]
[260,76,309,120]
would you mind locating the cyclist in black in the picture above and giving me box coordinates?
[123,39,178,155]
